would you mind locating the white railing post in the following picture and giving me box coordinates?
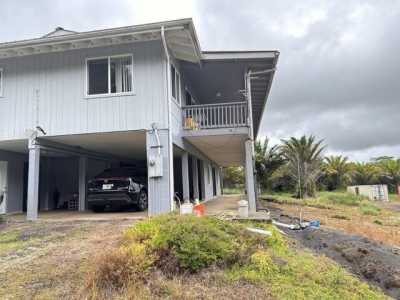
[182,102,248,130]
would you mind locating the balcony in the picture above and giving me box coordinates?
[182,102,249,131]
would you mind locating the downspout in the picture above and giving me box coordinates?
[161,26,175,211]
[245,70,254,141]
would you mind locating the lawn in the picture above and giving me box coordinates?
[260,191,400,247]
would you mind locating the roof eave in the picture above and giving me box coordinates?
[254,52,280,138]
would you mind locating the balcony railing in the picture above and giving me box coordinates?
[182,102,248,130]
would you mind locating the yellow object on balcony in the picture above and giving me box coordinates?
[185,117,199,130]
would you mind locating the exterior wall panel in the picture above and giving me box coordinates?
[0,150,25,213]
[0,40,167,141]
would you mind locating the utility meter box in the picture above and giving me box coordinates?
[148,155,163,178]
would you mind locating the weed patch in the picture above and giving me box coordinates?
[360,202,381,216]
[332,214,351,220]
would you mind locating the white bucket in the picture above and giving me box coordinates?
[238,200,249,218]
[180,202,193,215]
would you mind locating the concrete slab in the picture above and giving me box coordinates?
[204,194,242,215]
[6,210,147,223]
[204,194,270,220]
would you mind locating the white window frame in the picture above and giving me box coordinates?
[170,63,181,105]
[85,54,135,98]
[0,68,3,97]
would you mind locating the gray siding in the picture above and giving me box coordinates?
[146,129,172,215]
[0,150,25,213]
[0,40,167,140]
[39,157,109,210]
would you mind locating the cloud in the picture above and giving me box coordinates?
[194,0,400,160]
[0,0,399,161]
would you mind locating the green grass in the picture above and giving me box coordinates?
[359,201,381,216]
[261,191,379,211]
[88,215,388,299]
[223,187,244,195]
[389,193,399,202]
[0,231,26,251]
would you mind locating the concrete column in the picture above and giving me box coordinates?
[146,129,173,215]
[192,158,199,200]
[78,156,88,211]
[27,141,40,221]
[181,152,190,202]
[245,139,256,213]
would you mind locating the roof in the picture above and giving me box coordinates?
[42,27,78,38]
[0,19,278,137]
[0,18,201,62]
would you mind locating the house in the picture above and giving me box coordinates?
[0,19,279,220]
[347,185,389,201]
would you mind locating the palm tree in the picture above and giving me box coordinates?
[374,157,400,192]
[323,155,350,190]
[280,135,325,198]
[350,162,379,185]
[254,138,285,191]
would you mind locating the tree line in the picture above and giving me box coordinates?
[223,135,400,198]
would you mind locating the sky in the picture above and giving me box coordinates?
[1,0,399,161]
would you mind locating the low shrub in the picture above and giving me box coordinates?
[88,243,154,290]
[123,215,266,273]
[88,215,269,293]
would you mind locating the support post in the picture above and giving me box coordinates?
[27,140,40,221]
[146,129,173,215]
[245,139,256,213]
[78,156,88,211]
[192,158,199,200]
[182,152,190,202]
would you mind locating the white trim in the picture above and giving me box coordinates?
[202,51,278,60]
[161,25,175,212]
[85,53,135,98]
[0,68,3,97]
[170,63,181,106]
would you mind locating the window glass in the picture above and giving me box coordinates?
[88,59,108,95]
[176,73,181,104]
[110,56,132,93]
[171,65,176,99]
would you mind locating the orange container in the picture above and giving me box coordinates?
[193,203,205,217]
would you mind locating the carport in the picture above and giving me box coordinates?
[0,130,151,220]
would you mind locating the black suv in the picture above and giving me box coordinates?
[87,167,147,212]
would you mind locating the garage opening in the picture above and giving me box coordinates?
[21,147,150,214]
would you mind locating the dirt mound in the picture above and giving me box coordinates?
[294,228,400,298]
[269,206,400,299]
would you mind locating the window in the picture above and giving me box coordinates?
[87,55,133,96]
[170,64,181,104]
[0,68,3,97]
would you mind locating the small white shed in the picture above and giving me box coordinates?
[347,184,389,201]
